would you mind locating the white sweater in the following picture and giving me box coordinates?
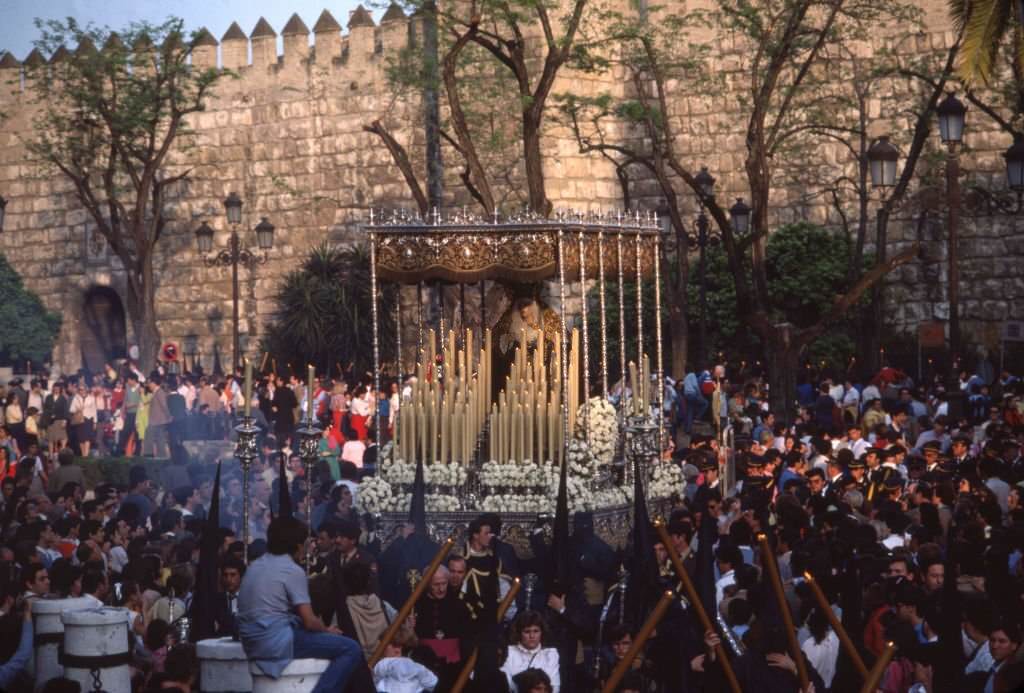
[501,644,560,692]
[373,657,437,693]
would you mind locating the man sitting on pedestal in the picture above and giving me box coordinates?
[237,515,365,693]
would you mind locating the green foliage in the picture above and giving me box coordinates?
[263,243,398,380]
[688,224,869,367]
[951,0,1022,88]
[25,17,224,187]
[0,255,61,365]
[21,16,230,368]
[585,278,669,387]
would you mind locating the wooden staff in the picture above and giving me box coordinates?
[859,642,896,693]
[259,351,269,373]
[450,577,522,693]
[367,537,455,668]
[758,533,809,691]
[601,591,674,693]
[654,520,741,693]
[804,571,869,679]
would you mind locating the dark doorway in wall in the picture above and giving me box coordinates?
[81,286,127,373]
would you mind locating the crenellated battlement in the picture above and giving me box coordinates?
[0,4,413,103]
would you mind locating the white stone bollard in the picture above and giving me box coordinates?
[198,637,253,692]
[31,597,96,689]
[249,659,329,693]
[60,607,133,693]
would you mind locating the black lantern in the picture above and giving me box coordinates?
[729,198,751,235]
[0,195,6,232]
[195,221,214,254]
[656,201,672,236]
[254,217,275,250]
[223,191,243,226]
[1004,136,1024,193]
[694,166,716,199]
[936,92,967,145]
[867,136,899,188]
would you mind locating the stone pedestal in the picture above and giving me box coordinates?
[60,607,133,693]
[31,597,95,689]
[198,637,254,692]
[249,659,328,693]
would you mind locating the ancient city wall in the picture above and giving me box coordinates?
[0,1,1019,373]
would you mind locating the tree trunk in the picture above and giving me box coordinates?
[423,1,443,210]
[765,323,801,423]
[523,117,551,216]
[667,242,689,378]
[669,304,688,379]
[126,264,161,374]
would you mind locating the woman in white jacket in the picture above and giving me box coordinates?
[501,611,560,693]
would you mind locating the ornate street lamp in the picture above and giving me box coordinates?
[195,194,276,372]
[936,93,967,416]
[1005,136,1024,193]
[195,221,214,254]
[254,217,275,250]
[694,166,716,200]
[224,191,243,225]
[867,136,899,188]
[937,92,967,145]
[729,198,751,235]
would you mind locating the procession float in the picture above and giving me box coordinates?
[357,209,686,553]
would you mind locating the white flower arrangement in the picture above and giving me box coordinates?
[425,494,461,512]
[356,476,394,515]
[650,461,684,500]
[576,397,619,466]
[566,440,597,479]
[383,492,408,512]
[424,462,468,487]
[379,459,416,485]
[480,460,552,490]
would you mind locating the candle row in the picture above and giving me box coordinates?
[395,328,491,465]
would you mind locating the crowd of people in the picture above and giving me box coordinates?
[0,355,1021,693]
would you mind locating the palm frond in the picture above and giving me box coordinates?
[956,0,1013,86]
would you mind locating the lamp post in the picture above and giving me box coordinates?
[936,92,966,378]
[0,195,7,232]
[195,192,275,373]
[866,136,900,370]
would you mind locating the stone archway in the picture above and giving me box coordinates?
[81,286,127,373]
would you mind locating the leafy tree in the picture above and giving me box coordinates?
[263,244,398,381]
[368,0,593,215]
[688,224,867,370]
[23,18,227,370]
[0,255,62,365]
[560,0,964,419]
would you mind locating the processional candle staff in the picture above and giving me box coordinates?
[235,358,258,564]
[297,364,323,574]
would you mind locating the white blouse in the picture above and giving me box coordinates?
[501,644,560,693]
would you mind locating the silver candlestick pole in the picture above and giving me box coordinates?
[296,413,323,574]
[235,415,260,564]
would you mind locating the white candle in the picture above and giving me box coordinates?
[243,359,252,418]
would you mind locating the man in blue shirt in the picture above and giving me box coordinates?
[238,515,364,692]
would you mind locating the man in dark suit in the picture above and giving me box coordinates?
[270,375,298,446]
[320,520,377,626]
[213,557,245,637]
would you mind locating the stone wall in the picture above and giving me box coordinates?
[0,1,1019,374]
